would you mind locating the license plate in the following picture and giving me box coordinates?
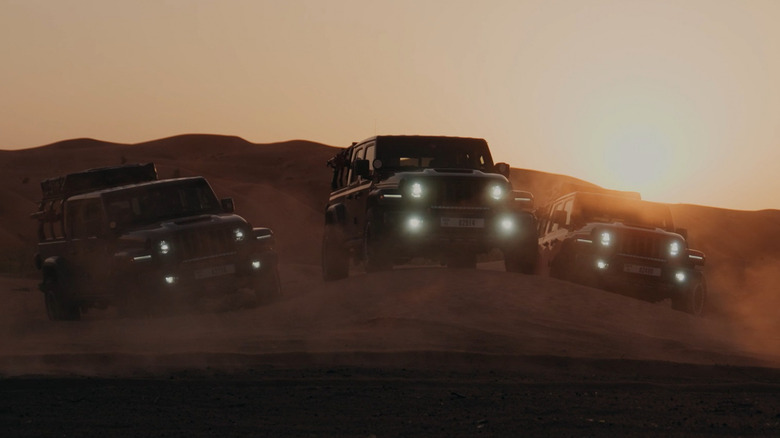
[194,264,236,280]
[624,264,661,277]
[440,217,485,228]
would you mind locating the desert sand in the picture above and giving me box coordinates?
[1,135,779,437]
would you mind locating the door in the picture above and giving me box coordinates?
[65,198,112,297]
[538,198,573,275]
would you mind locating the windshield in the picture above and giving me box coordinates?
[576,195,674,231]
[375,137,494,172]
[104,179,221,228]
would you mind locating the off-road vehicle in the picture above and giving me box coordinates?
[537,191,706,315]
[322,135,538,279]
[31,163,280,320]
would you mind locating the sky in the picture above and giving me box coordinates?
[1,0,779,211]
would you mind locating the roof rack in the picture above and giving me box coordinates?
[40,163,158,202]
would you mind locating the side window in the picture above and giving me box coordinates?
[537,205,550,236]
[347,146,365,184]
[548,201,565,234]
[365,144,376,172]
[67,199,104,239]
[562,199,574,227]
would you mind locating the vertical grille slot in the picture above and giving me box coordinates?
[434,178,486,206]
[177,227,235,260]
[619,231,664,259]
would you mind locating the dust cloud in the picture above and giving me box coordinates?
[2,262,779,378]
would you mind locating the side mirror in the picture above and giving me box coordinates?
[551,209,568,226]
[353,159,370,180]
[687,249,705,267]
[495,162,511,178]
[253,227,275,246]
[675,228,688,240]
[511,190,534,210]
[221,198,235,213]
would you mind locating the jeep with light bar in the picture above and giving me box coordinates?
[31,163,280,320]
[322,135,538,279]
[537,191,706,315]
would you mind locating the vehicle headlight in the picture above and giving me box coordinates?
[489,184,505,201]
[158,240,171,255]
[599,231,613,247]
[669,240,681,257]
[410,182,423,199]
[233,228,246,242]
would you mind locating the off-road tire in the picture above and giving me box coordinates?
[43,276,80,321]
[504,250,535,274]
[363,211,393,272]
[447,253,477,269]
[322,224,349,280]
[672,278,706,316]
[255,267,282,305]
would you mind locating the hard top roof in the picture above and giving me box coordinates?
[66,176,208,201]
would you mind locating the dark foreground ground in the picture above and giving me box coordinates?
[3,353,780,438]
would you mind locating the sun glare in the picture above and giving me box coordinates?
[598,126,681,197]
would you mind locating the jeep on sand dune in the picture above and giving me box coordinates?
[537,191,706,315]
[322,135,538,280]
[31,163,280,320]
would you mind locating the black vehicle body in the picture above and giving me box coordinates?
[322,135,538,279]
[31,163,279,320]
[537,191,706,315]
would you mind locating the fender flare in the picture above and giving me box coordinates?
[40,256,69,287]
[325,203,346,225]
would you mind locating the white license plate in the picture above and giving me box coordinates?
[440,217,485,228]
[194,264,236,280]
[624,264,661,277]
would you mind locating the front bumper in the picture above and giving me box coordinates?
[377,207,535,256]
[571,252,696,300]
[125,249,278,302]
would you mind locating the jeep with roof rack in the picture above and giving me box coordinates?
[536,191,706,315]
[322,135,538,279]
[31,163,280,320]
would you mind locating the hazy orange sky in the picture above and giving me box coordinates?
[2,1,778,211]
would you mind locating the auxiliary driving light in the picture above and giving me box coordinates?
[233,228,246,242]
[164,275,177,285]
[669,241,680,257]
[675,272,686,282]
[407,216,423,231]
[489,185,504,200]
[596,260,608,270]
[251,260,262,270]
[500,217,514,232]
[158,240,171,255]
[410,182,423,199]
[599,231,612,247]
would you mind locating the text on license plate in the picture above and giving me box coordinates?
[194,264,236,280]
[440,217,485,228]
[624,264,661,277]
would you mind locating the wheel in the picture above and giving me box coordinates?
[118,286,152,318]
[447,253,477,269]
[504,249,535,274]
[363,212,392,272]
[322,224,349,280]
[255,267,282,305]
[672,278,706,316]
[42,276,80,321]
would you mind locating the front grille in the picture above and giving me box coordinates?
[176,227,236,261]
[618,231,665,260]
[431,178,489,207]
